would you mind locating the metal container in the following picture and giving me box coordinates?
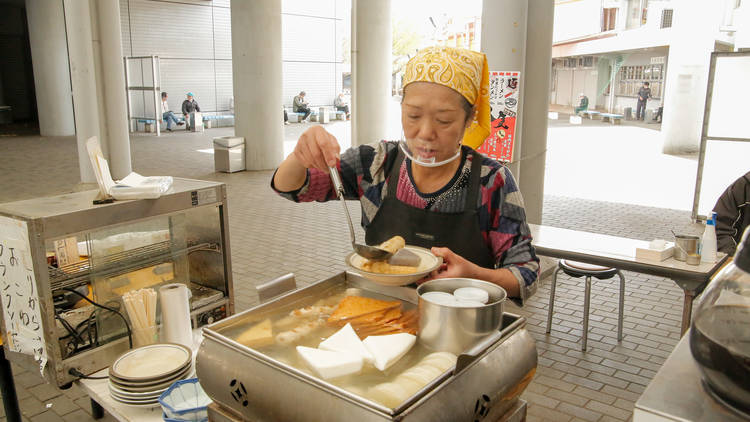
[196,272,536,422]
[417,279,507,355]
[674,234,700,261]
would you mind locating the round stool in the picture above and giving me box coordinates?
[545,259,625,351]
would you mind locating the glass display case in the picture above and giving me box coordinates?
[0,178,233,387]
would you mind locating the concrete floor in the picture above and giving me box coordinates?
[0,115,713,421]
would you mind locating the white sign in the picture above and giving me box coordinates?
[650,56,666,64]
[0,216,47,374]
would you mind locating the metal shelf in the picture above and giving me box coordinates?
[48,241,220,291]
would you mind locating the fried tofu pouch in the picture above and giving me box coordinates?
[378,236,406,254]
[360,236,418,274]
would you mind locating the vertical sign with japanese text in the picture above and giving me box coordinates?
[0,216,47,374]
[477,71,521,162]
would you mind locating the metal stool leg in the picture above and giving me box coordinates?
[617,270,625,342]
[582,276,592,351]
[546,267,562,334]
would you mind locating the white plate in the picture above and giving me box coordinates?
[346,246,442,286]
[111,395,161,408]
[109,383,168,399]
[109,367,195,393]
[109,364,193,390]
[110,343,192,382]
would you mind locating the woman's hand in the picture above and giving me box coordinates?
[421,247,479,282]
[273,126,340,192]
[292,125,341,171]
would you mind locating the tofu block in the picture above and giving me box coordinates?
[363,333,416,371]
[318,323,375,364]
[296,346,363,380]
[235,319,274,348]
[387,249,421,267]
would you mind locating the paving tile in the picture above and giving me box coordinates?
[545,388,589,407]
[527,403,574,422]
[586,400,633,420]
[18,397,46,418]
[27,384,62,403]
[562,374,604,391]
[557,401,602,422]
[46,395,80,417]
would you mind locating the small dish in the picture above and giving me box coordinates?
[159,378,212,422]
[346,245,442,286]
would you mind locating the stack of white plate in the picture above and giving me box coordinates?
[108,343,194,407]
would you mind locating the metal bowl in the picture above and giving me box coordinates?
[417,279,507,355]
[346,245,442,286]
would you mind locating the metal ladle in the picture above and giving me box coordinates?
[328,167,393,261]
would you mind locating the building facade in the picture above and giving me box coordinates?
[550,0,746,152]
[119,0,350,119]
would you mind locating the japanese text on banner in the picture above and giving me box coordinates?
[0,216,47,374]
[477,71,521,162]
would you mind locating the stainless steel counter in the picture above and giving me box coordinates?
[634,331,749,421]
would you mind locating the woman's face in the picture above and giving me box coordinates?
[401,82,472,163]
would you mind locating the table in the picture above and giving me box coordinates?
[77,331,203,421]
[634,331,746,421]
[529,224,729,335]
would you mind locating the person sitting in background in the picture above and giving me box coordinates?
[161,92,184,132]
[284,108,290,125]
[334,93,350,120]
[182,92,201,129]
[293,91,312,122]
[574,93,588,115]
[713,171,750,255]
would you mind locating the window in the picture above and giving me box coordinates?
[616,64,665,98]
[602,8,617,31]
[661,9,673,28]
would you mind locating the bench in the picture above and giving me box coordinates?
[202,115,234,128]
[600,113,623,124]
[581,110,601,120]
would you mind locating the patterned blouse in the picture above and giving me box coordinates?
[272,141,539,304]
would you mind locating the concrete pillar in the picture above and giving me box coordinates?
[25,0,75,136]
[94,0,132,179]
[661,2,724,154]
[481,0,527,179]
[63,0,101,183]
[231,0,283,170]
[352,0,391,146]
[518,0,553,225]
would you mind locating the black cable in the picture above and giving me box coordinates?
[60,288,132,348]
[68,368,108,380]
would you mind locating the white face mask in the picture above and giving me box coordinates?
[399,131,461,168]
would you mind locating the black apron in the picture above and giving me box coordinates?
[364,149,495,269]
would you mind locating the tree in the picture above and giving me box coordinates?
[392,19,422,74]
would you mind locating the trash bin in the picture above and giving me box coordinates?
[318,107,330,124]
[624,107,633,120]
[213,136,245,173]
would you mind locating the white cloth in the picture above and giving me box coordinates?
[162,100,170,113]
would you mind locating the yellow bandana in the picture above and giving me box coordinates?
[402,46,490,149]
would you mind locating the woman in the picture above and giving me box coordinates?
[272,46,538,304]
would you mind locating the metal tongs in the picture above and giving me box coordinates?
[328,166,393,261]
